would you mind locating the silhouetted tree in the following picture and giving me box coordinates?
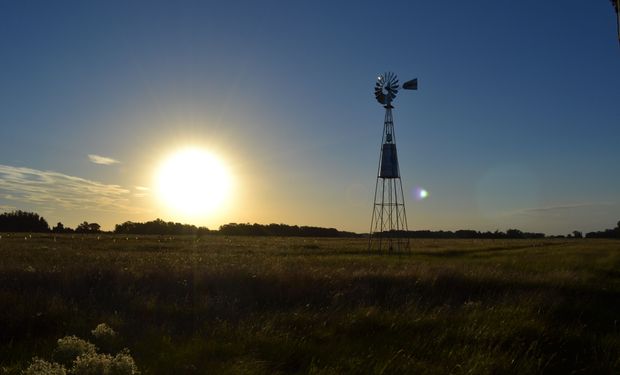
[75,221,101,234]
[585,220,620,238]
[52,222,65,233]
[572,231,583,239]
[217,223,356,237]
[506,229,524,239]
[396,229,544,239]
[51,222,74,233]
[0,210,49,232]
[114,219,209,235]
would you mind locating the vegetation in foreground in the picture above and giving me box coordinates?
[0,235,619,374]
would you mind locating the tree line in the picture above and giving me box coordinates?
[218,223,358,237]
[585,221,620,238]
[0,211,105,234]
[114,219,210,235]
[2,210,620,239]
[379,229,545,239]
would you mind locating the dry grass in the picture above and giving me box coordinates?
[0,234,619,374]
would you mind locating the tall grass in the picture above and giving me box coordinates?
[0,235,619,373]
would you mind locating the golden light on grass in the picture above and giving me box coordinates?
[156,147,233,219]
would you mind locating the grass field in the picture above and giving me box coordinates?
[1,234,619,374]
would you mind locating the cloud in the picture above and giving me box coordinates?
[508,202,617,217]
[88,154,121,165]
[133,186,151,198]
[0,164,141,213]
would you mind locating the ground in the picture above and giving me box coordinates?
[1,234,619,374]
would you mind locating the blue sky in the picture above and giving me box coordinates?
[0,1,619,234]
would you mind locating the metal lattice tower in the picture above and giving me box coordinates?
[368,72,417,252]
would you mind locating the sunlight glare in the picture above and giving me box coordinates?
[156,148,232,218]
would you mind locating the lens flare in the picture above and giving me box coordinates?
[413,187,429,201]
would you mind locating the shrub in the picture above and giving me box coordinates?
[91,324,117,340]
[109,350,139,375]
[22,357,67,375]
[71,350,139,375]
[91,323,118,353]
[91,324,116,339]
[70,353,110,375]
[53,336,97,367]
[24,325,139,374]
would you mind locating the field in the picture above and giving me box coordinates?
[1,235,619,374]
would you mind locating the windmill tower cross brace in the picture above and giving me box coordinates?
[368,72,418,252]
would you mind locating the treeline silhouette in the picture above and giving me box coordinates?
[586,221,620,238]
[2,210,620,239]
[115,219,209,235]
[381,229,545,239]
[218,223,357,237]
[0,211,49,232]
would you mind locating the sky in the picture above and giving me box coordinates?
[0,1,619,235]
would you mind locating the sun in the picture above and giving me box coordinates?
[156,148,232,218]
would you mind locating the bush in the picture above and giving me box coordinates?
[91,324,116,339]
[91,323,118,354]
[71,350,139,375]
[109,350,139,375]
[24,325,139,375]
[22,358,67,375]
[53,336,97,367]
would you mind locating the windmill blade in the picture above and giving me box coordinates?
[374,72,401,105]
[402,78,418,90]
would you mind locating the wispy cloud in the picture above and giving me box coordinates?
[88,154,121,165]
[0,164,141,213]
[509,202,617,217]
[133,186,151,198]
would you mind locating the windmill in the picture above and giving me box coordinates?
[368,72,418,252]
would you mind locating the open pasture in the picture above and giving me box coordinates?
[1,235,619,374]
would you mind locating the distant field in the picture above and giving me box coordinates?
[1,234,619,374]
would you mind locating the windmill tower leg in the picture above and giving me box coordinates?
[368,106,410,252]
[368,72,416,252]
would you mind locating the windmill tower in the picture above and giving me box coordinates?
[368,72,418,251]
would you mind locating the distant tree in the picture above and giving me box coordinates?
[506,229,524,239]
[75,221,101,234]
[455,230,478,238]
[51,222,74,233]
[217,222,356,237]
[572,231,583,239]
[114,218,210,235]
[52,222,65,233]
[585,220,620,238]
[0,210,49,232]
